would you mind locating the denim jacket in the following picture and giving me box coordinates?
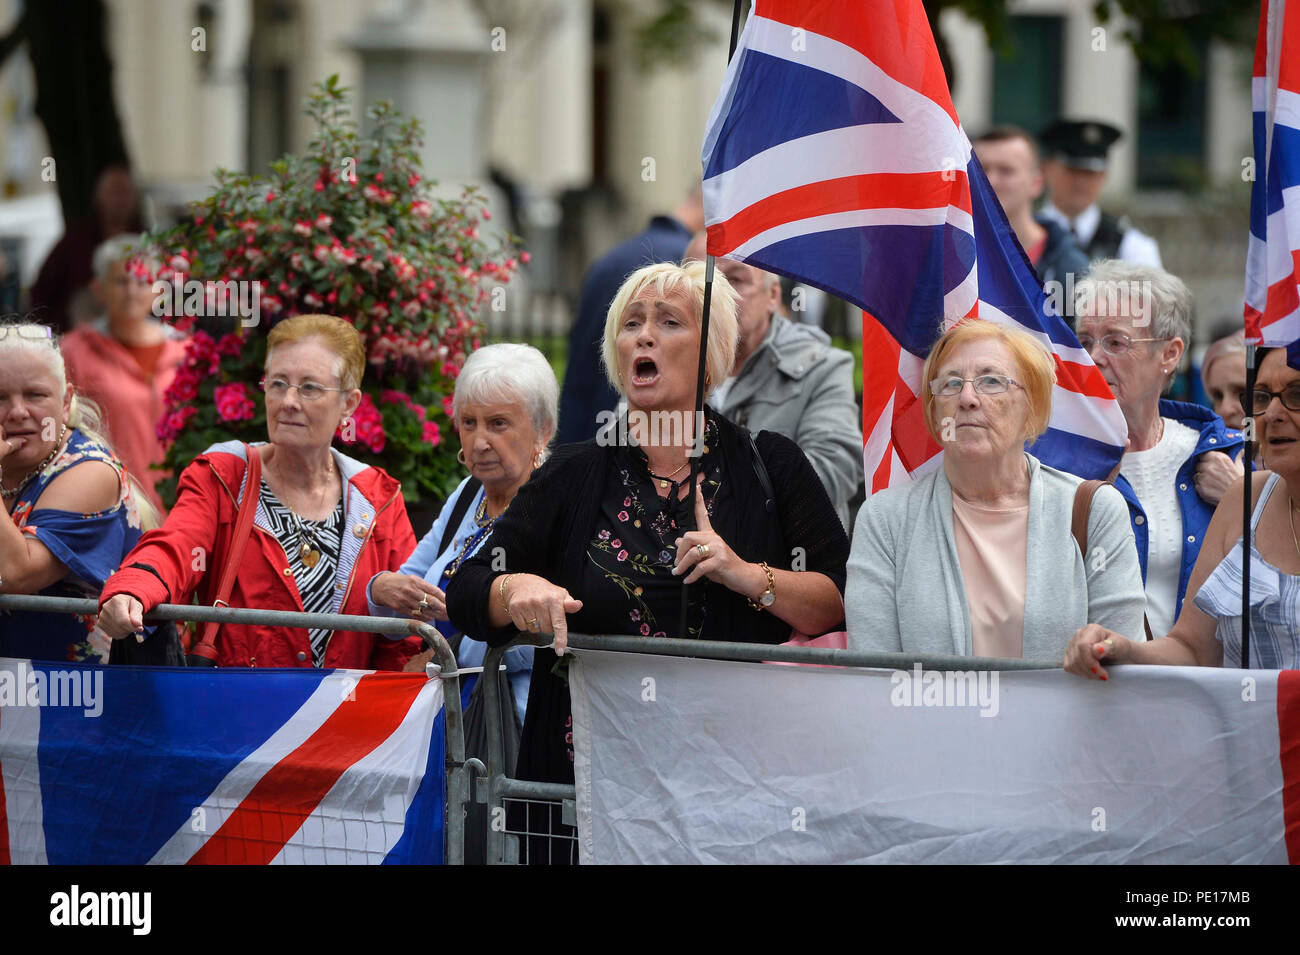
[1111,399,1244,621]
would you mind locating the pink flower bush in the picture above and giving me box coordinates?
[214,383,256,423]
[156,406,198,445]
[338,393,386,454]
[143,77,522,507]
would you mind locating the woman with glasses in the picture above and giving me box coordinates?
[96,314,420,669]
[1074,261,1245,638]
[0,322,150,663]
[1067,345,1300,675]
[846,320,1146,659]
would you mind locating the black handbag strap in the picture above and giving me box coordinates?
[437,476,483,557]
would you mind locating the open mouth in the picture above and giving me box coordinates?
[631,357,660,386]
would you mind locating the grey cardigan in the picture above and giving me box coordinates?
[846,454,1146,661]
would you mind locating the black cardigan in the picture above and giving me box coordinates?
[446,412,848,646]
[444,411,849,787]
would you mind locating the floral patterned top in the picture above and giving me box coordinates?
[581,416,723,641]
[0,429,143,663]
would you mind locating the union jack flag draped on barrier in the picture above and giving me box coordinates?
[702,0,1127,491]
[0,659,446,864]
[1246,0,1300,348]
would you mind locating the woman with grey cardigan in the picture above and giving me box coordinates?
[847,321,1146,661]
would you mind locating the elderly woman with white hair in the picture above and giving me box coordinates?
[1075,260,1245,639]
[368,343,559,723]
[0,322,147,663]
[445,260,848,860]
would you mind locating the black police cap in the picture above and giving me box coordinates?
[1039,120,1122,171]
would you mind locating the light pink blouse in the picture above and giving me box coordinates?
[951,495,1029,659]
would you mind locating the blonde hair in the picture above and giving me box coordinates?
[601,260,739,399]
[922,320,1057,444]
[0,322,158,528]
[265,314,365,390]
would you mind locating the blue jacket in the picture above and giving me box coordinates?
[1111,399,1244,621]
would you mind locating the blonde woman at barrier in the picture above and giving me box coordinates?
[1066,346,1300,676]
[445,260,849,860]
[846,320,1146,661]
[0,321,149,663]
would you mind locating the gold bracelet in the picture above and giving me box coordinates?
[748,561,776,611]
[497,573,516,619]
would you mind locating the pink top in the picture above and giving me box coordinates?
[61,324,189,513]
[951,494,1029,659]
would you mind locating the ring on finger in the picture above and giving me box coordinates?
[696,543,711,560]
[527,617,540,631]
[1102,637,1114,653]
[417,596,429,611]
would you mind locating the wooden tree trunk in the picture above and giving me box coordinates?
[19,0,132,223]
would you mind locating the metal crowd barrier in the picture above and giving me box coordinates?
[0,593,473,866]
[473,633,1059,865]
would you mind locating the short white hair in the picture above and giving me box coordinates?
[452,343,558,440]
[92,233,145,280]
[1075,259,1192,344]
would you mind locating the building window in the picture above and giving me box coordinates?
[991,16,1064,136]
[1136,39,1209,189]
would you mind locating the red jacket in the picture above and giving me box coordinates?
[101,441,421,669]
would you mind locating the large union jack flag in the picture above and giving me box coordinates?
[1246,0,1300,348]
[0,659,445,864]
[702,0,1126,490]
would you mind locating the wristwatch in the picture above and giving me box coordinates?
[748,561,776,610]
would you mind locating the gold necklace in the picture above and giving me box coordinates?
[647,461,689,490]
[0,425,68,501]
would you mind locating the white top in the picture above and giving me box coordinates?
[1120,417,1200,637]
[1039,201,1163,268]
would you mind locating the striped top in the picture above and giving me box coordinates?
[1193,473,1300,669]
[259,477,344,667]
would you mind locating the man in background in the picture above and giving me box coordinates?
[685,233,862,530]
[1038,119,1162,267]
[556,185,703,444]
[973,126,1090,291]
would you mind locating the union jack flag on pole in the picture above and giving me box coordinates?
[702,0,1127,491]
[1245,0,1300,348]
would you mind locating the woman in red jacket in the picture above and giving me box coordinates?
[95,314,419,669]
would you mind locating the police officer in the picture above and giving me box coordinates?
[1038,120,1162,267]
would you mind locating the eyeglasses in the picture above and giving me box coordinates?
[1250,385,1300,414]
[929,374,1023,397]
[1077,333,1168,357]
[259,377,346,402]
[0,325,54,343]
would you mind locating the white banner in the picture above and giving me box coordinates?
[569,650,1294,864]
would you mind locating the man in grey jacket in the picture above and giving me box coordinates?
[686,234,862,529]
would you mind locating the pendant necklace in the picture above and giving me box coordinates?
[1,425,68,502]
[647,461,689,490]
[291,512,323,568]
